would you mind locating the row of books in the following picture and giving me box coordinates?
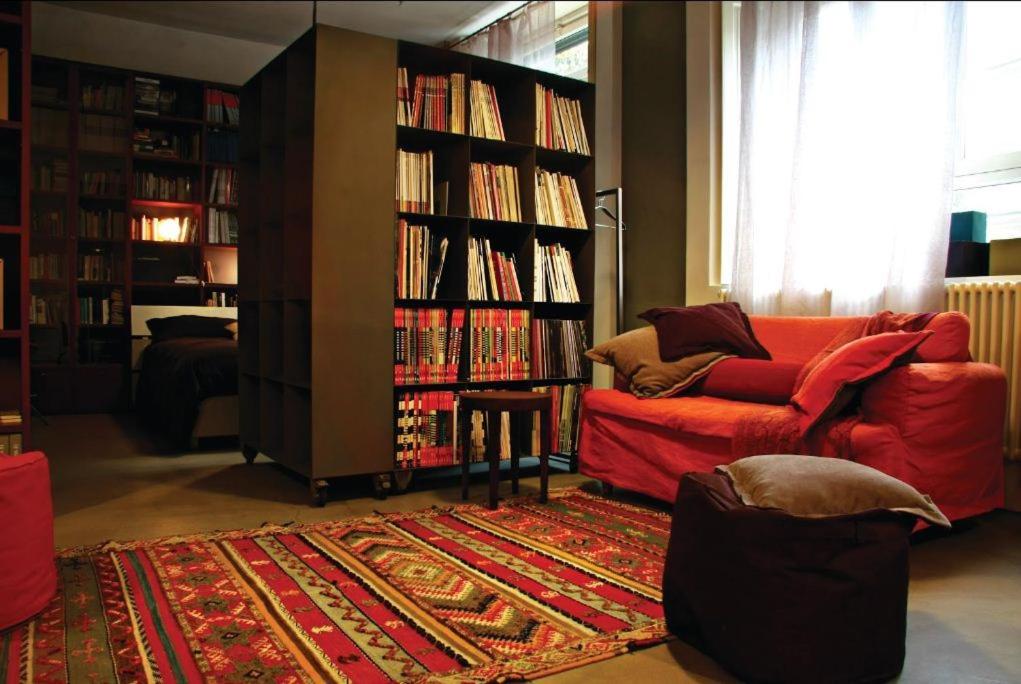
[208,167,238,205]
[131,214,197,243]
[396,149,434,214]
[134,77,177,117]
[395,219,448,300]
[29,253,63,280]
[468,308,531,381]
[532,318,589,379]
[30,294,66,325]
[207,208,239,245]
[33,160,69,192]
[207,130,239,164]
[535,169,587,228]
[531,383,589,456]
[394,307,465,385]
[0,433,24,456]
[133,127,199,160]
[398,69,466,134]
[80,114,129,153]
[31,209,64,237]
[394,390,457,469]
[78,290,124,325]
[81,83,125,112]
[31,108,67,147]
[470,162,522,222]
[81,170,122,197]
[32,84,63,108]
[206,89,240,126]
[536,85,590,155]
[135,172,193,202]
[469,79,505,141]
[205,290,238,307]
[534,242,580,303]
[78,254,121,282]
[468,237,522,302]
[80,209,125,240]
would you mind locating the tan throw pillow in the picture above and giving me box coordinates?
[586,326,731,398]
[226,321,238,340]
[718,454,950,527]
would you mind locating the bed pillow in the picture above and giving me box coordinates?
[147,315,237,342]
[699,358,803,405]
[792,330,933,432]
[638,302,771,361]
[717,454,950,527]
[586,326,732,398]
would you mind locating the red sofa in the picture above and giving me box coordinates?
[579,315,1006,522]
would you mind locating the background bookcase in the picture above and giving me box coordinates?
[0,1,31,450]
[241,25,594,504]
[29,56,239,413]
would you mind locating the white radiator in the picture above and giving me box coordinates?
[945,279,1021,460]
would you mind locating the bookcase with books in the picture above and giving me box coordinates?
[29,55,239,413]
[240,25,593,505]
[0,2,31,451]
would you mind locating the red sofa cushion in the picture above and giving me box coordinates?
[0,451,56,630]
[792,331,933,432]
[916,311,971,362]
[699,358,802,405]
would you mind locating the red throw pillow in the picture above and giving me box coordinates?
[639,302,771,361]
[700,358,803,405]
[792,330,933,432]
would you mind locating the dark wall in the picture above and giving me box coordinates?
[621,1,686,328]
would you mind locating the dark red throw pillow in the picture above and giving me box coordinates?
[792,330,933,432]
[639,302,771,361]
[700,358,803,405]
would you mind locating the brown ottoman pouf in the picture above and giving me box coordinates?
[662,455,950,684]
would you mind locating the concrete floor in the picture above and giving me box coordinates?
[37,414,1021,683]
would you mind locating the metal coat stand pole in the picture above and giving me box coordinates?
[595,188,626,335]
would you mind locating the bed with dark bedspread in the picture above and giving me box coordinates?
[135,336,239,446]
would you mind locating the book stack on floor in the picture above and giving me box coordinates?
[395,219,448,300]
[531,383,589,455]
[397,68,465,133]
[469,162,521,221]
[396,149,434,213]
[468,308,531,381]
[206,88,240,125]
[394,308,465,384]
[469,80,505,140]
[207,208,238,245]
[536,85,590,154]
[394,390,457,469]
[534,242,580,303]
[532,319,588,379]
[78,289,124,325]
[535,169,587,228]
[468,237,522,301]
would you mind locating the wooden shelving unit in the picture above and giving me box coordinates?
[241,25,594,504]
[28,56,239,413]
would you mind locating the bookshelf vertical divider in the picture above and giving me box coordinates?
[240,25,594,505]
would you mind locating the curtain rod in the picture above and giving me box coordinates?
[448,1,534,48]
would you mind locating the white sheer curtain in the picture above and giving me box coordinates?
[730,1,965,315]
[456,1,556,73]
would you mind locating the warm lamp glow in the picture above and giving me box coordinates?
[156,218,182,242]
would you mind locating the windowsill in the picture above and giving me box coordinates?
[946,275,1021,284]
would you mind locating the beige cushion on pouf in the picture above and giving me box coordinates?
[717,454,950,527]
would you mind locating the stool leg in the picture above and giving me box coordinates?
[487,410,502,510]
[460,407,471,501]
[539,406,550,504]
[510,412,520,495]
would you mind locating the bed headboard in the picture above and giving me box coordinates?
[131,305,238,337]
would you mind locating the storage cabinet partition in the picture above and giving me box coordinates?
[241,25,595,504]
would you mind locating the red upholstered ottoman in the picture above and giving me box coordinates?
[663,456,950,684]
[0,451,56,630]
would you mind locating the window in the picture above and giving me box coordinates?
[555,1,589,80]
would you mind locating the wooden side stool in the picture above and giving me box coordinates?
[457,390,552,510]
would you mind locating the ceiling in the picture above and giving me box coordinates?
[41,1,523,47]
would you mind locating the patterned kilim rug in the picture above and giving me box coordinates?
[1,488,671,683]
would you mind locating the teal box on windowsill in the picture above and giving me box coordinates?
[950,211,988,243]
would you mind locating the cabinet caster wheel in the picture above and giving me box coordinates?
[373,473,392,500]
[310,479,328,507]
[242,445,257,465]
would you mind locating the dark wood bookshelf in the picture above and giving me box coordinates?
[29,56,240,413]
[240,25,593,505]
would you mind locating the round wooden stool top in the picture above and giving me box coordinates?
[456,390,552,412]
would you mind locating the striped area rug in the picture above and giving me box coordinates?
[1,488,671,683]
